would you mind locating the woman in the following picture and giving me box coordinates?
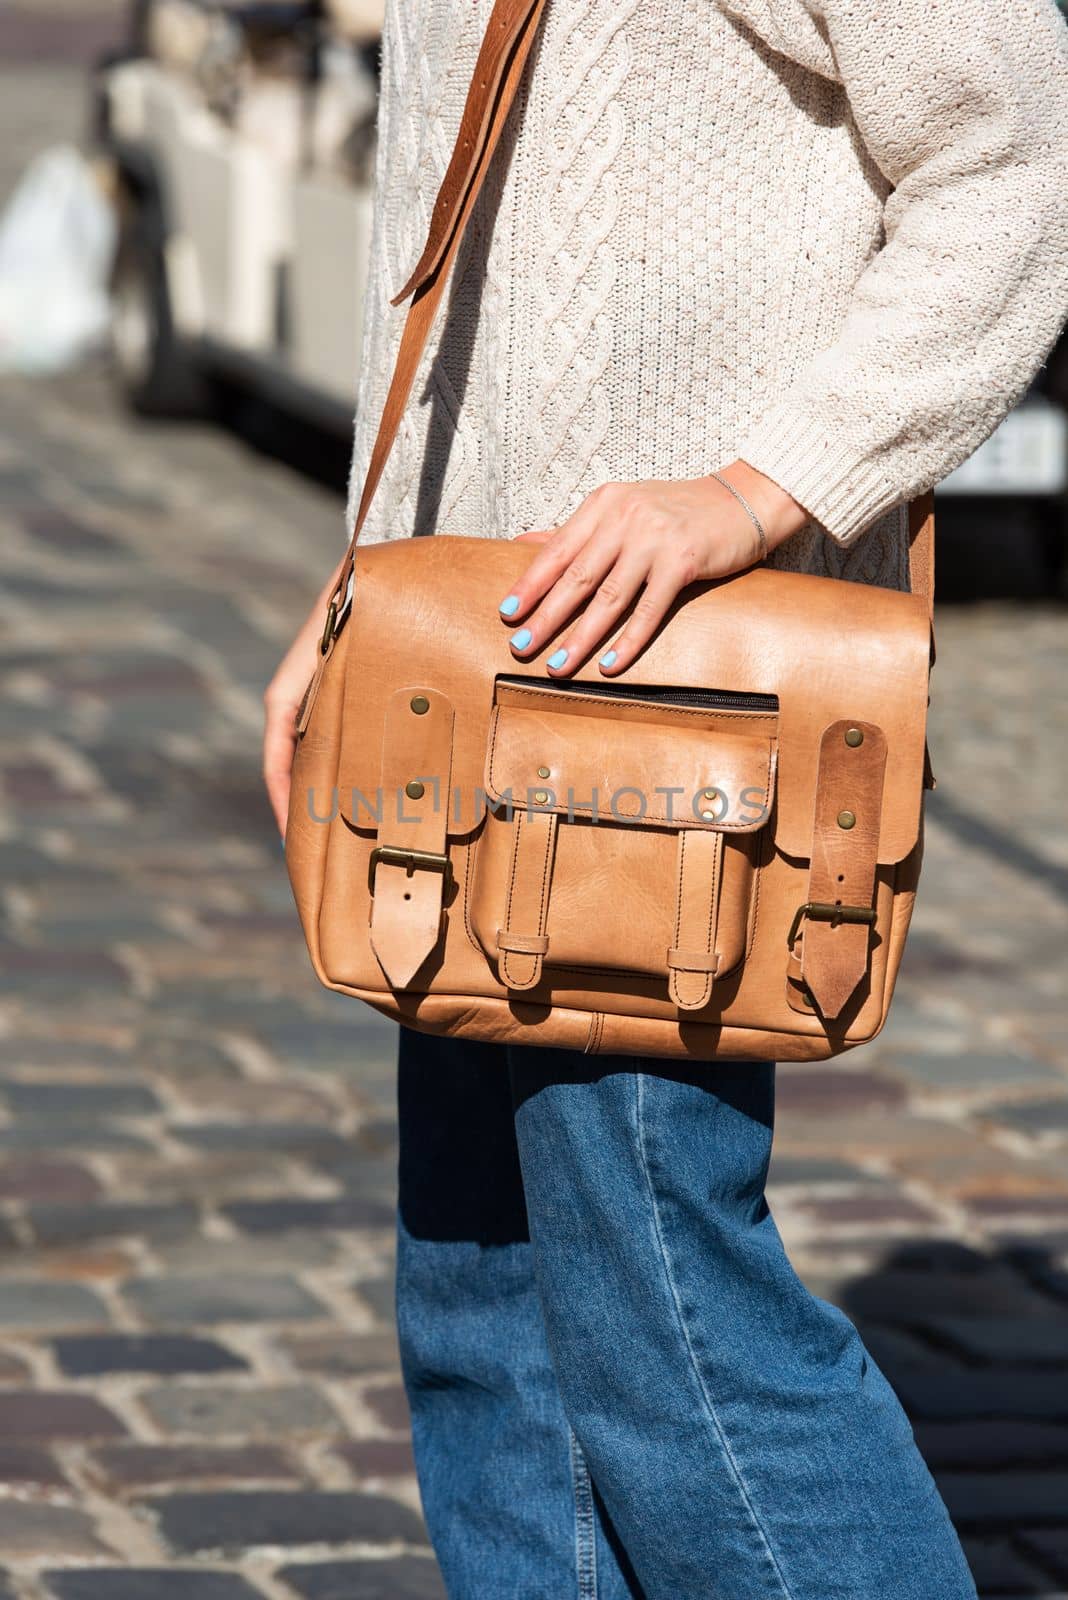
[265,1,1068,1594]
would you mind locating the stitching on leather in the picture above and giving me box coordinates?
[486,702,775,829]
[698,833,721,1008]
[669,832,686,1006]
[461,831,489,957]
[536,813,555,940]
[501,809,524,987]
[744,830,766,967]
[497,684,777,724]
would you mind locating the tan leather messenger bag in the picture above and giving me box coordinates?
[284,0,937,1063]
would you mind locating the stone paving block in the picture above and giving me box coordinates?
[278,1331,401,1378]
[0,1123,150,1153]
[223,1196,395,1234]
[0,1441,69,1487]
[90,1442,301,1493]
[914,1421,1068,1470]
[29,1201,200,1246]
[937,1473,1068,1530]
[277,1557,446,1600]
[122,1275,328,1327]
[354,1278,396,1326]
[152,1235,340,1275]
[0,1156,101,1202]
[886,1050,1065,1089]
[767,1157,885,1186]
[774,1067,907,1116]
[0,949,129,995]
[962,1537,1052,1596]
[53,1334,248,1377]
[136,1033,241,1079]
[983,1099,1068,1138]
[892,1369,1068,1422]
[0,840,109,885]
[150,1490,429,1555]
[250,1018,398,1078]
[967,1195,1068,1222]
[170,1079,338,1122]
[140,1383,341,1438]
[0,1079,162,1118]
[0,1281,110,1329]
[0,1391,127,1441]
[321,1157,399,1197]
[0,1343,29,1381]
[0,1500,111,1558]
[362,1384,410,1434]
[45,1572,266,1600]
[333,1439,417,1480]
[171,1124,355,1162]
[1018,1530,1068,1583]
[789,1192,942,1227]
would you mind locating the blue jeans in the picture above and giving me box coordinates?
[395,1028,977,1600]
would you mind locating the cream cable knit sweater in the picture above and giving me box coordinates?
[345,0,1068,593]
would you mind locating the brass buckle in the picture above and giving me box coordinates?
[319,600,338,656]
[368,845,452,895]
[787,900,876,949]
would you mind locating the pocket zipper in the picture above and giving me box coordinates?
[497,675,778,713]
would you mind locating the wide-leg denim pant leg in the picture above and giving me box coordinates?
[396,1029,644,1600]
[395,1027,978,1600]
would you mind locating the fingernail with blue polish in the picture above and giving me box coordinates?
[499,594,520,617]
[510,628,532,650]
[547,647,569,670]
[600,649,618,669]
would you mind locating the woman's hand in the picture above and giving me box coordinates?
[498,461,808,676]
[263,556,347,838]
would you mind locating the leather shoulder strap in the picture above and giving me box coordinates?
[325,0,549,628]
[325,0,934,637]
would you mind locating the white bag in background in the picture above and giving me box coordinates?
[0,145,117,375]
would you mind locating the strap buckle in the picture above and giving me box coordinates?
[368,845,453,896]
[787,900,876,949]
[319,600,338,656]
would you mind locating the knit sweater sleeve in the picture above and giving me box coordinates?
[726,0,1068,546]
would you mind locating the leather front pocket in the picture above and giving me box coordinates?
[468,677,778,1006]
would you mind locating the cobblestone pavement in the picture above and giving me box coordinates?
[2,23,1068,1600]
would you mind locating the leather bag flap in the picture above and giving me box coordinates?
[332,538,932,862]
[485,679,777,832]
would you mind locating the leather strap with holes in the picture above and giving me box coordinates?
[368,687,455,989]
[791,720,888,1019]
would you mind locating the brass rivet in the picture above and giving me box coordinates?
[701,788,717,800]
[537,766,551,780]
[700,810,716,821]
[844,727,863,748]
[410,695,429,715]
[406,780,425,800]
[837,809,856,830]
[533,790,549,806]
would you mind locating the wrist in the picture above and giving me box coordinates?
[710,460,810,551]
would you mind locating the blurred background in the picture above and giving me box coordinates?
[0,3,1065,1598]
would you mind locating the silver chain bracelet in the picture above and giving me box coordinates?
[710,471,768,563]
